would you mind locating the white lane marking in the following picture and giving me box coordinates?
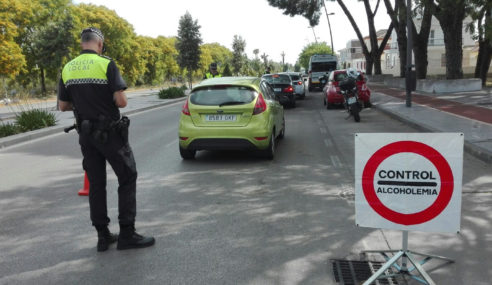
[324,139,333,148]
[330,155,342,168]
[165,139,178,149]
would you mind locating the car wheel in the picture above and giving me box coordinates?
[278,118,285,139]
[179,146,196,159]
[263,132,275,160]
[308,86,313,92]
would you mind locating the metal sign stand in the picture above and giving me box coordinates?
[362,231,454,285]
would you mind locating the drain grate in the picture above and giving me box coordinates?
[331,259,399,285]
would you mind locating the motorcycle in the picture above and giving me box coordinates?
[339,77,361,122]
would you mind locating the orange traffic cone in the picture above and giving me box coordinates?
[78,172,89,196]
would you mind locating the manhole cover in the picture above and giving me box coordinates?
[331,259,399,285]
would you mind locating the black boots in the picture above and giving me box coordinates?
[117,225,155,250]
[96,226,118,252]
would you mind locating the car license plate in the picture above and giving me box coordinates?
[205,114,237,121]
[312,81,319,83]
[347,97,357,104]
[274,88,281,92]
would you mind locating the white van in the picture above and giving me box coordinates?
[308,54,337,91]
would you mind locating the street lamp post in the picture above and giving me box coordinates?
[322,1,335,55]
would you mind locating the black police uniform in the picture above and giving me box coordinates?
[58,50,136,229]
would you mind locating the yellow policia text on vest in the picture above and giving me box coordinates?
[62,53,110,87]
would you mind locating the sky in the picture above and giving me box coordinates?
[74,0,391,64]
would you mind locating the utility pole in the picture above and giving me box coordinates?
[281,51,285,66]
[322,1,335,55]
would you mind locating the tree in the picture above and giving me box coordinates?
[467,0,492,86]
[336,0,393,75]
[176,12,202,89]
[298,42,332,71]
[71,3,139,85]
[222,63,232,76]
[30,16,73,95]
[267,0,322,26]
[0,0,29,79]
[267,0,393,75]
[384,0,434,79]
[430,0,468,79]
[232,35,246,75]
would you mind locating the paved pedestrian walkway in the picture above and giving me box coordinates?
[369,83,492,163]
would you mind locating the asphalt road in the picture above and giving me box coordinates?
[1,91,491,284]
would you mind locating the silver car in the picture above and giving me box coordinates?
[282,72,305,99]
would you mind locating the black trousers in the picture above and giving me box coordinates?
[79,131,137,227]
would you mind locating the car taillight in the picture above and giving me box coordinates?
[298,81,302,85]
[283,86,294,93]
[182,100,190,116]
[253,93,267,115]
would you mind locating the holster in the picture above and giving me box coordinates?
[115,116,130,144]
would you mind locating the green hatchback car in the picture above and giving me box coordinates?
[178,77,285,159]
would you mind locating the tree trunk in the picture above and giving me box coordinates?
[384,0,407,77]
[411,1,433,79]
[40,68,47,96]
[475,41,484,79]
[442,24,464,79]
[365,55,374,75]
[479,44,492,86]
[433,1,466,79]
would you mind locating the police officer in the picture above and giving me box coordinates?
[58,27,155,252]
[203,62,221,79]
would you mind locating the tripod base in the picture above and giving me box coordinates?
[361,249,454,285]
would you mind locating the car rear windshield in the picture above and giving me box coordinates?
[311,62,337,72]
[262,74,291,85]
[190,86,256,106]
[289,75,300,80]
[334,72,348,82]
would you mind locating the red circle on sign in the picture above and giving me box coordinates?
[362,141,454,225]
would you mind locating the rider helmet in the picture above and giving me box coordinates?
[346,67,359,79]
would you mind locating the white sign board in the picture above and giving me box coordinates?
[355,133,463,233]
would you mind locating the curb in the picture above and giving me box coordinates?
[372,101,492,164]
[0,97,186,149]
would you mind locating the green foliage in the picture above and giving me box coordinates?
[222,63,232,76]
[15,109,57,132]
[232,35,246,75]
[158,87,186,99]
[176,12,202,88]
[267,0,323,26]
[298,42,332,70]
[0,122,20,138]
[180,84,188,91]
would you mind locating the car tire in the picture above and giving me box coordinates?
[179,146,196,159]
[262,132,275,160]
[278,118,285,139]
[326,101,332,109]
[308,86,313,92]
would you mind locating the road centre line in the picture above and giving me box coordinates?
[324,139,333,148]
[330,155,342,168]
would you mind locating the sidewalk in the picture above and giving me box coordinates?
[369,83,492,163]
[0,89,187,149]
